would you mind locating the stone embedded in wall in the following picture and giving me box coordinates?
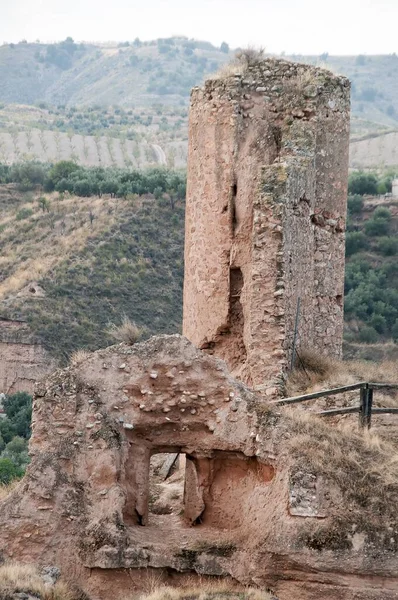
[183,58,350,390]
[289,470,327,518]
[0,317,56,394]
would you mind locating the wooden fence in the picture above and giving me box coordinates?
[271,382,398,429]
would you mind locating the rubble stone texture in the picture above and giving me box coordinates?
[0,318,56,394]
[0,336,397,600]
[183,58,350,388]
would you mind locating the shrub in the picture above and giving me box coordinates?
[359,325,378,343]
[107,316,144,345]
[347,194,364,214]
[2,437,29,469]
[9,162,47,187]
[364,212,391,236]
[369,313,388,334]
[0,458,21,484]
[73,179,93,197]
[374,206,392,221]
[3,392,32,439]
[392,320,398,342]
[348,172,378,195]
[378,236,398,256]
[345,231,367,256]
[16,208,33,221]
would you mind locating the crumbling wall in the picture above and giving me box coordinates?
[0,336,397,600]
[183,59,350,390]
[0,318,56,394]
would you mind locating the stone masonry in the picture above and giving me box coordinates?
[1,335,398,600]
[183,58,350,389]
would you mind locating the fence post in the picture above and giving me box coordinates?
[366,387,373,429]
[359,384,373,429]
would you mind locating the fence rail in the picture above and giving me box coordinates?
[271,381,398,429]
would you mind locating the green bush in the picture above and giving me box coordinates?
[345,231,367,256]
[369,313,388,334]
[373,206,392,221]
[2,437,29,468]
[16,208,33,221]
[347,194,364,214]
[378,236,398,256]
[0,458,21,484]
[348,172,378,196]
[392,319,398,342]
[3,392,32,439]
[359,326,378,343]
[364,210,391,236]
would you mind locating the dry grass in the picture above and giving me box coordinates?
[282,66,320,94]
[0,479,21,501]
[0,562,72,600]
[285,349,342,396]
[107,316,144,345]
[213,47,266,79]
[284,405,398,517]
[0,190,125,299]
[286,349,398,397]
[281,404,398,551]
[138,582,273,600]
[70,349,92,366]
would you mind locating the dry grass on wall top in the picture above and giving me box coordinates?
[283,406,398,542]
[212,47,266,79]
[0,562,73,600]
[286,348,398,397]
[107,316,145,345]
[139,584,275,600]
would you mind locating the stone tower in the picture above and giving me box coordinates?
[183,57,350,390]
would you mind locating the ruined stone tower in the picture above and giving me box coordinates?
[183,57,350,389]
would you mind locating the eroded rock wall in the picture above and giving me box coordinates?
[0,336,398,600]
[0,318,55,394]
[183,59,350,389]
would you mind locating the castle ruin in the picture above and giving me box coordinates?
[2,60,397,600]
[183,58,350,388]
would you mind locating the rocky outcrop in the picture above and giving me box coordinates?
[0,318,56,394]
[0,335,398,599]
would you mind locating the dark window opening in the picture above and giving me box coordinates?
[228,267,247,362]
[231,182,238,233]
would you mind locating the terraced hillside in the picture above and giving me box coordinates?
[0,128,187,168]
[0,38,230,107]
[350,131,398,169]
[1,39,398,130]
[1,167,398,364]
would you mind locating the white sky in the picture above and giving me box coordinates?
[1,0,397,55]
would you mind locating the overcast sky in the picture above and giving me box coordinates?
[1,0,397,55]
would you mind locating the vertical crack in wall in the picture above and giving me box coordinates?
[229,267,247,364]
[231,181,238,235]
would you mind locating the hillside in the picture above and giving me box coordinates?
[344,189,398,345]
[1,165,398,364]
[0,38,230,107]
[350,131,398,169]
[1,39,398,137]
[0,172,185,363]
